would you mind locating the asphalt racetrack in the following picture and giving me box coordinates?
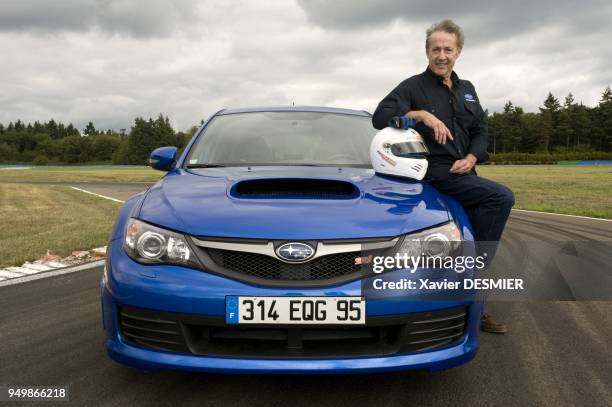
[1,183,611,407]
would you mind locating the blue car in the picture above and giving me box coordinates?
[101,106,482,373]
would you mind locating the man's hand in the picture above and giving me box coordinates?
[387,116,416,129]
[449,154,477,174]
[409,111,453,144]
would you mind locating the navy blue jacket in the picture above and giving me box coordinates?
[372,67,488,180]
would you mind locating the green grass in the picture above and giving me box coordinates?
[0,165,610,268]
[0,183,122,268]
[478,165,612,219]
[0,166,161,183]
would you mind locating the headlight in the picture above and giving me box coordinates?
[124,218,201,268]
[397,222,462,259]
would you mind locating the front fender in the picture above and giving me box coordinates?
[110,191,147,241]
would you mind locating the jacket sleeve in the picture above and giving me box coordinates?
[372,80,412,130]
[466,84,489,163]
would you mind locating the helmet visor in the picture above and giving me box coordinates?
[390,141,429,157]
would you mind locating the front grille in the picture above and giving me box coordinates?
[118,305,468,358]
[207,249,366,281]
[190,236,398,287]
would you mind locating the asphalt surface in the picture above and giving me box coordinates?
[1,183,611,407]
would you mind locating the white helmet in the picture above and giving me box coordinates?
[370,127,429,180]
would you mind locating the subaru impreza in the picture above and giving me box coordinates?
[101,106,482,373]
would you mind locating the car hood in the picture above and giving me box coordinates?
[138,167,450,239]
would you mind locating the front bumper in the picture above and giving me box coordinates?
[102,240,482,373]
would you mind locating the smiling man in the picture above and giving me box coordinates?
[372,19,515,333]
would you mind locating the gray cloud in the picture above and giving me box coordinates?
[0,0,198,37]
[0,1,610,132]
[296,0,612,46]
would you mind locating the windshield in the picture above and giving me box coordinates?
[186,112,376,167]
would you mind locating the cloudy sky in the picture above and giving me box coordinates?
[1,0,611,132]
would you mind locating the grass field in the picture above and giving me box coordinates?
[477,165,612,219]
[0,183,121,268]
[1,165,161,183]
[1,165,610,268]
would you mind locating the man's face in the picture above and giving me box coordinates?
[426,31,461,79]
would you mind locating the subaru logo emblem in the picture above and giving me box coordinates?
[276,242,315,262]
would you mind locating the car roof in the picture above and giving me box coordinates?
[217,106,371,117]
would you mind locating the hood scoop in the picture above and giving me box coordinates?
[230,178,360,200]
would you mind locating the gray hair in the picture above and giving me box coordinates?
[426,19,464,50]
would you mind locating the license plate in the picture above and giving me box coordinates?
[225,296,366,325]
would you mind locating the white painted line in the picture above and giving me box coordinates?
[70,186,125,203]
[21,263,54,272]
[6,266,48,275]
[0,260,105,288]
[511,208,612,222]
[0,270,27,278]
[5,266,34,273]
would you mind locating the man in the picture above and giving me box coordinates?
[372,19,514,333]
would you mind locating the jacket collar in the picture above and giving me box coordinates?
[424,66,461,86]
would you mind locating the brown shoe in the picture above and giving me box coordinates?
[481,313,507,334]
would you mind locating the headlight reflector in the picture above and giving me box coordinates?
[398,222,462,259]
[137,231,166,259]
[124,218,200,268]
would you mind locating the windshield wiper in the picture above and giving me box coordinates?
[185,164,226,168]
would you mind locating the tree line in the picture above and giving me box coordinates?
[487,86,612,154]
[0,87,610,165]
[0,115,198,165]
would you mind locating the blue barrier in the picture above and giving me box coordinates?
[576,161,612,165]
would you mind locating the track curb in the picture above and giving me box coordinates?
[0,260,104,288]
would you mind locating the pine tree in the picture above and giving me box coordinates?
[84,121,97,136]
[557,93,576,151]
[598,86,612,151]
[66,123,80,137]
[14,120,24,131]
[46,119,60,139]
[539,93,561,152]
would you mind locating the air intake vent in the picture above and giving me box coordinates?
[117,305,468,357]
[230,179,359,199]
[119,307,189,353]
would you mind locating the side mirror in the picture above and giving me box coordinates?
[149,146,178,171]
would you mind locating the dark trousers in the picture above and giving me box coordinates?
[430,172,515,260]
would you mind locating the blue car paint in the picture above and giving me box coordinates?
[109,191,146,241]
[149,146,178,171]
[136,167,450,240]
[102,106,482,373]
